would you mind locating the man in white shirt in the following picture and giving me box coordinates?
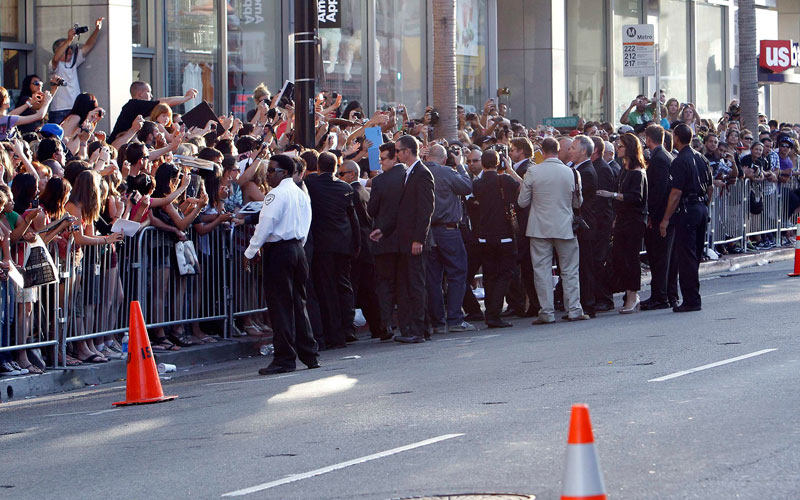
[49,18,104,124]
[245,154,320,375]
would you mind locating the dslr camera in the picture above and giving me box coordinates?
[73,23,89,35]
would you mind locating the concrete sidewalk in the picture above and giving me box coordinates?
[1,246,794,403]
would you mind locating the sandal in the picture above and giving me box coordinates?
[78,354,108,364]
[192,334,218,344]
[151,336,181,351]
[167,332,198,347]
[65,355,82,366]
[20,364,44,375]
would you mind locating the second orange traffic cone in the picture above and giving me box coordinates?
[561,404,606,500]
[788,216,800,277]
[113,301,178,406]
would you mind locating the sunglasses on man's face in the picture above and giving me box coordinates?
[266,166,286,174]
[336,171,350,177]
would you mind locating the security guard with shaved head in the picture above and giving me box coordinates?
[245,154,320,375]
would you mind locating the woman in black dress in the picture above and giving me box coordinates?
[596,133,648,313]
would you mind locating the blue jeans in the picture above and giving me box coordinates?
[426,225,468,327]
[0,281,15,363]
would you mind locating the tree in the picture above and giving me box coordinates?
[738,0,759,130]
[432,0,458,141]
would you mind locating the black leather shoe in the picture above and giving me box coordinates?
[501,308,516,317]
[345,334,359,343]
[523,308,538,318]
[379,330,395,342]
[594,302,614,312]
[305,362,321,369]
[394,335,425,344]
[486,320,513,329]
[641,300,670,311]
[673,304,701,313]
[259,365,295,375]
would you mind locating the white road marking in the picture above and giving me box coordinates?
[648,349,777,382]
[203,374,298,386]
[88,409,121,416]
[221,433,464,497]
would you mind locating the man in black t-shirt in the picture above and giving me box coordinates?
[109,81,197,145]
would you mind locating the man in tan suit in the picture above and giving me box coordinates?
[517,138,589,324]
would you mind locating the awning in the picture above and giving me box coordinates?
[758,68,800,84]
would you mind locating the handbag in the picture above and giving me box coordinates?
[748,188,764,215]
[571,168,591,235]
[22,235,58,288]
[175,240,201,276]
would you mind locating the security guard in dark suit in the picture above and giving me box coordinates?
[658,123,712,312]
[367,142,406,340]
[305,152,361,348]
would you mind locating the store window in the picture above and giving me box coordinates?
[612,0,641,124]
[567,0,607,121]
[227,0,283,119]
[455,0,488,114]
[694,3,725,118]
[375,0,427,118]
[320,1,368,114]
[132,0,155,88]
[1,0,31,103]
[659,0,689,104]
[165,0,219,113]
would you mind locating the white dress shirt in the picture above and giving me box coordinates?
[244,178,312,259]
[404,160,420,184]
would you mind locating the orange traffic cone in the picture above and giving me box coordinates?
[113,301,177,406]
[561,404,606,500]
[789,216,800,277]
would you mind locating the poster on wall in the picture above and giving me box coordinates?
[456,0,478,57]
[319,0,342,28]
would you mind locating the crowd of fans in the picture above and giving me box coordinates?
[2,40,800,377]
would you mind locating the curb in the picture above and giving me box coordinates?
[0,336,264,403]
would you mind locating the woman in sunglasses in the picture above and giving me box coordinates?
[14,75,60,134]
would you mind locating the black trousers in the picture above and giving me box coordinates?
[577,233,597,315]
[312,251,355,348]
[644,223,675,303]
[593,224,614,307]
[350,247,383,337]
[480,240,516,322]
[462,242,482,315]
[374,252,400,329]
[519,242,540,314]
[263,240,319,369]
[397,252,427,338]
[672,202,708,308]
[303,244,325,347]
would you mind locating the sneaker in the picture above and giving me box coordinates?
[10,361,28,375]
[0,361,22,376]
[449,321,477,333]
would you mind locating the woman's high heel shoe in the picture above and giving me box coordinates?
[619,296,640,314]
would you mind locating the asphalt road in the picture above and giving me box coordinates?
[2,260,799,500]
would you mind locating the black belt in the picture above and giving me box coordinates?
[269,238,301,245]
[432,222,459,229]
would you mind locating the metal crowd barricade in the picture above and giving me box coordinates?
[61,235,131,365]
[0,241,62,369]
[778,177,800,238]
[708,180,747,248]
[227,223,268,336]
[135,226,229,335]
[743,179,781,248]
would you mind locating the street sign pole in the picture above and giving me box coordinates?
[654,43,661,123]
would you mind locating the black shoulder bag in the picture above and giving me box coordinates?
[497,175,520,240]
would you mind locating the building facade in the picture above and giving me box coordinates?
[1,0,798,131]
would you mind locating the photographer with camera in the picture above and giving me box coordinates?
[49,18,104,125]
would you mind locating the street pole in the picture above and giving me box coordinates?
[294,0,317,148]
[654,43,661,123]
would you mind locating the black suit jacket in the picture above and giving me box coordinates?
[305,172,360,256]
[591,158,615,230]
[383,160,435,253]
[575,160,598,233]
[351,181,372,236]
[367,164,406,255]
[647,145,674,223]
